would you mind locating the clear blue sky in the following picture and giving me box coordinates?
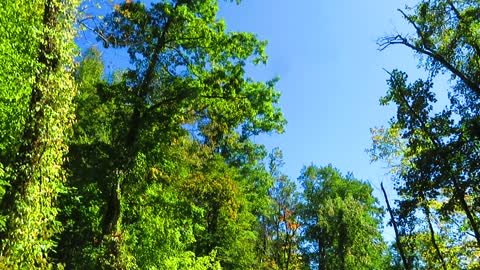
[216,0,425,201]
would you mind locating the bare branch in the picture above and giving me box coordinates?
[377,35,408,51]
[78,20,112,47]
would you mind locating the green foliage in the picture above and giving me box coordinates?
[258,148,302,270]
[53,0,286,267]
[81,0,286,267]
[298,165,388,270]
[373,0,480,268]
[0,0,399,269]
[0,1,41,164]
[0,0,79,268]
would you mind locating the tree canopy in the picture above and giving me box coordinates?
[371,0,480,268]
[4,0,480,269]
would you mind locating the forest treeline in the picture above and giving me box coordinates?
[0,0,479,269]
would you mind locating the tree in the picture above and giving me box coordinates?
[53,0,285,268]
[372,1,480,268]
[0,0,286,267]
[298,165,387,270]
[259,148,301,270]
[0,0,78,268]
[55,47,125,268]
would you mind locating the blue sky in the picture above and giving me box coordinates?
[216,1,426,201]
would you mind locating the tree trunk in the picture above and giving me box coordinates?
[422,198,447,270]
[381,182,411,270]
[99,11,176,268]
[457,189,480,247]
[0,0,76,266]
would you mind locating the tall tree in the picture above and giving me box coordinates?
[298,165,387,270]
[0,0,78,268]
[373,1,480,267]
[371,123,480,269]
[56,0,284,268]
[259,148,301,270]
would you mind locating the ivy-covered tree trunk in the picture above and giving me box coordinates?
[0,0,78,267]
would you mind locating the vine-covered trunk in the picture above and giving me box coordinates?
[0,0,77,268]
[99,12,174,267]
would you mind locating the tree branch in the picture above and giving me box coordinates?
[379,9,480,97]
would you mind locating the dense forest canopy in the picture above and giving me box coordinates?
[0,0,480,269]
